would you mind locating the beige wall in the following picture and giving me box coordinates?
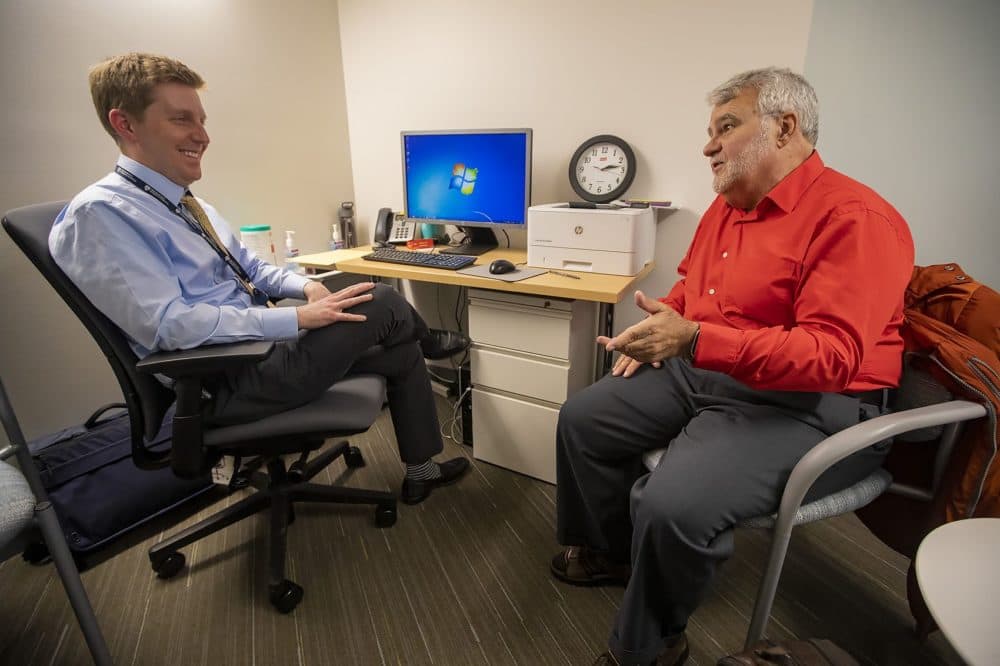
[1,0,817,442]
[337,0,813,330]
[0,0,353,440]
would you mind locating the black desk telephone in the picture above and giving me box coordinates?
[373,207,416,247]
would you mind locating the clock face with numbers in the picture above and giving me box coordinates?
[569,134,636,203]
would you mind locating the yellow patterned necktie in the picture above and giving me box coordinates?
[181,194,273,307]
[180,194,227,254]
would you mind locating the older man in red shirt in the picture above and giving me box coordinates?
[550,68,914,666]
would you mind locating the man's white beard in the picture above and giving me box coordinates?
[713,123,770,195]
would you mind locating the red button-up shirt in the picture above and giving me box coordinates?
[662,151,914,392]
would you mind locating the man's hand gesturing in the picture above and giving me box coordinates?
[596,291,699,377]
[296,281,376,330]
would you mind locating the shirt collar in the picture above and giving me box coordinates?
[116,155,187,206]
[760,150,825,214]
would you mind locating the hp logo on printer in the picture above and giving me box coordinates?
[574,225,583,235]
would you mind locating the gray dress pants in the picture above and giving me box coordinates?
[206,283,443,464]
[555,358,889,665]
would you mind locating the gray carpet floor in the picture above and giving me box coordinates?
[0,395,963,665]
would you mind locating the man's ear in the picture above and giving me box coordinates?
[776,112,798,147]
[108,108,135,143]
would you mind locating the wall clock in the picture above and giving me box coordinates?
[568,134,636,203]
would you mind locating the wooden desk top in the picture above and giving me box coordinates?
[296,246,653,304]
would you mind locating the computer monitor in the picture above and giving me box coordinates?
[401,128,532,255]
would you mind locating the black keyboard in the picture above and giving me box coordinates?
[362,247,476,271]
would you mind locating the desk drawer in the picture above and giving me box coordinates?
[471,346,569,404]
[469,298,571,360]
[471,388,558,484]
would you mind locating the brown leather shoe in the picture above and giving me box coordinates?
[550,546,630,586]
[591,633,688,666]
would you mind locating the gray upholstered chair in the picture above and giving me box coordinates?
[1,377,113,666]
[3,201,397,614]
[641,359,987,649]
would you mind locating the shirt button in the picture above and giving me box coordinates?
[722,251,728,259]
[945,265,955,271]
[708,288,716,295]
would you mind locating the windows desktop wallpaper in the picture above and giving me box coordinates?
[403,132,529,225]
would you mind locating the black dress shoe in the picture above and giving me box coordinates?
[401,457,471,504]
[419,329,471,360]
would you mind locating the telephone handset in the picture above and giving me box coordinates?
[373,207,416,247]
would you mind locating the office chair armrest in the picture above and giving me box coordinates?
[136,340,275,378]
[136,341,274,478]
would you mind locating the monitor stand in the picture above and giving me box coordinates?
[439,226,499,256]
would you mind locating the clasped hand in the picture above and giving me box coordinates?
[596,290,699,378]
[296,281,375,329]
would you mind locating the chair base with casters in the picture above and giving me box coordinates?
[642,397,987,651]
[148,434,397,613]
[132,352,399,614]
[1,377,113,666]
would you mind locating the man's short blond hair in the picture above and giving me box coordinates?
[89,52,204,141]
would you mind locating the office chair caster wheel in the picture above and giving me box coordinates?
[152,552,186,579]
[375,502,397,528]
[344,446,365,468]
[229,471,252,490]
[22,542,51,565]
[269,579,304,613]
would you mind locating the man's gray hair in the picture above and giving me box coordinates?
[708,67,819,146]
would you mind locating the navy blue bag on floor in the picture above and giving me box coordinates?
[27,403,215,555]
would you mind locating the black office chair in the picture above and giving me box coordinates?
[3,201,398,613]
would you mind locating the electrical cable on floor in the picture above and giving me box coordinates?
[440,385,471,443]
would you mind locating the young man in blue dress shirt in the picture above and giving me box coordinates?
[49,52,469,504]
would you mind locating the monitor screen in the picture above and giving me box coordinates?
[401,129,532,228]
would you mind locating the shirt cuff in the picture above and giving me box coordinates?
[258,305,301,340]
[691,321,742,373]
[281,273,312,299]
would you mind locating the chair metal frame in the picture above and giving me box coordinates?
[744,398,985,646]
[643,387,987,649]
[0,377,113,666]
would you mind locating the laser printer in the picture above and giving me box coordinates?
[526,203,654,276]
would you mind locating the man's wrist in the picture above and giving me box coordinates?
[685,323,701,363]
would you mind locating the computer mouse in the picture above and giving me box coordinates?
[488,259,517,275]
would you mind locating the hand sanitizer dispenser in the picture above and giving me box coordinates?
[284,230,302,274]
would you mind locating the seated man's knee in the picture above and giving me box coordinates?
[557,390,598,439]
[632,475,719,542]
[370,281,396,301]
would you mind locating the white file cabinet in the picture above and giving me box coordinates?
[468,289,597,483]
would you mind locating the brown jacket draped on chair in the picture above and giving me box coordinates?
[856,262,999,635]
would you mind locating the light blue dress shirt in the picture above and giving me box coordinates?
[49,155,310,359]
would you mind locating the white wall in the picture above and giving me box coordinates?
[0,0,353,440]
[805,0,1000,287]
[337,0,814,330]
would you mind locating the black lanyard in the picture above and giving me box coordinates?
[115,166,269,305]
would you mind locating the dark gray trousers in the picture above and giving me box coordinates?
[555,358,889,665]
[206,283,443,463]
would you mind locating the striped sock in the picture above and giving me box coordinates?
[406,460,442,481]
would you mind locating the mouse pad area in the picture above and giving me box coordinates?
[457,263,548,282]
